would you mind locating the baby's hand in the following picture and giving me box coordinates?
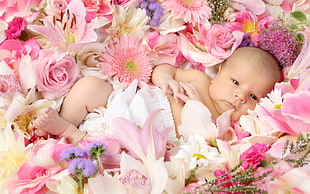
[175,82,202,103]
[158,79,184,101]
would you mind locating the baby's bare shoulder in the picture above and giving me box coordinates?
[175,68,211,83]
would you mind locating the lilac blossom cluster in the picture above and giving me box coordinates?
[68,158,97,177]
[140,0,164,26]
[258,20,302,68]
[60,141,107,179]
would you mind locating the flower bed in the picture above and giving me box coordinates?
[1,0,310,193]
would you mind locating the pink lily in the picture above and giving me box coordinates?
[286,36,310,80]
[112,110,171,194]
[231,0,266,15]
[259,91,310,135]
[178,100,233,143]
[28,0,107,52]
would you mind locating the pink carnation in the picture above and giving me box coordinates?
[35,50,80,100]
[5,17,26,39]
[239,143,271,169]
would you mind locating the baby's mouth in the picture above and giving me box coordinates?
[226,101,236,111]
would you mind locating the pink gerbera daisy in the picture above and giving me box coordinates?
[161,0,212,24]
[99,35,154,88]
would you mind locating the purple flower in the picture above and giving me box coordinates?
[140,0,164,26]
[258,20,303,68]
[68,158,97,177]
[60,147,87,161]
[239,33,254,47]
[85,141,107,159]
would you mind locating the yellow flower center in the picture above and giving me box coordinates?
[193,153,207,160]
[14,113,35,137]
[125,61,138,74]
[274,104,282,109]
[183,0,194,4]
[242,21,257,35]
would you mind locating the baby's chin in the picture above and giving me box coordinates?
[230,111,243,121]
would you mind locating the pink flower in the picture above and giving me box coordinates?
[6,137,70,194]
[202,24,243,60]
[161,0,212,24]
[226,10,273,45]
[0,74,21,98]
[99,35,154,88]
[259,91,310,135]
[239,143,271,169]
[5,17,26,39]
[6,163,65,194]
[77,135,122,169]
[145,30,182,66]
[44,0,69,16]
[258,20,302,68]
[34,50,80,100]
[0,38,40,68]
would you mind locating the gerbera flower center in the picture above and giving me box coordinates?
[183,0,194,4]
[124,60,138,73]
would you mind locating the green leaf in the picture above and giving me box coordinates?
[291,11,308,23]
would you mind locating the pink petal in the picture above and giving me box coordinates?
[282,91,310,120]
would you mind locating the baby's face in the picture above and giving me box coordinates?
[209,60,276,121]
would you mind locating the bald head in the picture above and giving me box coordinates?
[224,46,282,83]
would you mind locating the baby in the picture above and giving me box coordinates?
[33,46,282,143]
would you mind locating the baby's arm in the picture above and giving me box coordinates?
[152,64,211,103]
[152,64,183,100]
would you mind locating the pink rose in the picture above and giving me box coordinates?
[35,50,80,100]
[6,138,70,194]
[5,17,26,39]
[203,24,243,60]
[44,0,69,16]
[6,163,65,194]
[239,143,271,169]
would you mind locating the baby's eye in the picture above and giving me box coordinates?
[250,94,258,101]
[232,79,239,85]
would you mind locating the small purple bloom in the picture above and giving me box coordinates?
[60,147,87,161]
[238,33,254,47]
[140,0,164,26]
[86,141,107,159]
[68,158,97,177]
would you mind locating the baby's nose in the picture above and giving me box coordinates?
[234,92,246,103]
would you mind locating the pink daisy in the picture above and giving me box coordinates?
[99,35,154,88]
[161,0,212,24]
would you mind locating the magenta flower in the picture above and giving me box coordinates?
[258,20,302,68]
[99,35,154,88]
[239,143,271,170]
[5,17,26,39]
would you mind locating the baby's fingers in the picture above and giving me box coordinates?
[179,82,202,101]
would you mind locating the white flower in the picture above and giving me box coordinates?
[172,135,224,180]
[108,6,150,38]
[0,125,31,192]
[259,88,283,110]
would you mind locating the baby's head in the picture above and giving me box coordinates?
[209,46,282,121]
